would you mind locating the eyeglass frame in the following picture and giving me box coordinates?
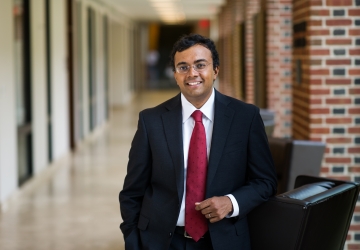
[174,61,213,74]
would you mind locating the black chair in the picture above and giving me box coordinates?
[268,137,326,194]
[267,137,293,193]
[248,175,360,250]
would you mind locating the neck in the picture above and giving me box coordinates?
[188,89,213,109]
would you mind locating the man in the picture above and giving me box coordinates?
[119,34,277,250]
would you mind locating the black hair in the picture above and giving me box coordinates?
[169,34,220,72]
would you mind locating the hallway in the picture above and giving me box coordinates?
[0,90,179,250]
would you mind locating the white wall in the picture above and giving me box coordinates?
[0,0,138,205]
[0,0,18,203]
[81,1,90,137]
[108,19,134,107]
[31,0,48,174]
[108,21,122,106]
[51,0,70,160]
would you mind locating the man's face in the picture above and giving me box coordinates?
[173,44,219,108]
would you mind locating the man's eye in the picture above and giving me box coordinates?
[195,63,206,69]
[179,66,189,71]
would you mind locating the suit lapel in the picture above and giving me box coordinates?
[206,90,234,192]
[161,94,184,203]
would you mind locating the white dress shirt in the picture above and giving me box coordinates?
[176,88,239,226]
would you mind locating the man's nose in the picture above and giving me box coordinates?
[187,65,199,76]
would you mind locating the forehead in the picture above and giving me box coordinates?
[174,44,212,63]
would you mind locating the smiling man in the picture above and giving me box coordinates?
[119,34,277,250]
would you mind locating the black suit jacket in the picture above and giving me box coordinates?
[119,89,277,250]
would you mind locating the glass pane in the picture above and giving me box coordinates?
[76,1,83,139]
[14,1,26,126]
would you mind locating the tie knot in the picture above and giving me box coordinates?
[192,110,203,122]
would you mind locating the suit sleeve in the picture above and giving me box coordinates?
[119,111,152,248]
[231,106,277,219]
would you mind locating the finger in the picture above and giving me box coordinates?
[195,199,211,211]
[199,207,212,215]
[209,216,220,223]
[205,213,210,219]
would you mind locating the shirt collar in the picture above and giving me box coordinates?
[181,88,215,123]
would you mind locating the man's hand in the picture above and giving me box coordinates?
[195,196,233,223]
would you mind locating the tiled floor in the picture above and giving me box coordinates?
[0,90,179,250]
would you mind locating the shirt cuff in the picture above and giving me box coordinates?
[225,194,239,218]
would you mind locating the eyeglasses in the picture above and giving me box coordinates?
[175,62,212,74]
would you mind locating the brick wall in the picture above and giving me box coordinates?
[292,0,360,248]
[245,0,260,105]
[217,0,359,247]
[267,0,293,137]
[217,0,293,138]
[218,1,234,97]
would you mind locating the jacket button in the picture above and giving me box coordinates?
[169,232,172,237]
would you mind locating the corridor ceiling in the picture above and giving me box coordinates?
[103,0,225,23]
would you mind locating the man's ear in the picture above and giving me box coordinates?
[213,66,219,80]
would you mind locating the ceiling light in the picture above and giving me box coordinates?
[149,0,178,3]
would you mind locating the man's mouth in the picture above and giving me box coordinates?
[187,81,202,86]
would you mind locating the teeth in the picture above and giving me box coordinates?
[188,82,201,86]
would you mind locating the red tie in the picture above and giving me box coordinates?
[185,110,208,242]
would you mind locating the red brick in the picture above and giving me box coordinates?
[311,59,322,65]
[326,157,351,164]
[326,59,351,65]
[349,128,360,134]
[326,0,352,5]
[321,167,330,173]
[310,108,330,114]
[311,10,330,16]
[348,244,360,250]
[311,118,323,124]
[326,79,351,85]
[349,88,360,94]
[310,40,322,46]
[326,39,352,45]
[349,108,360,114]
[310,89,330,95]
[350,49,360,55]
[349,9,360,16]
[326,19,352,26]
[326,98,352,104]
[349,69,360,75]
[310,29,330,36]
[310,69,330,75]
[348,147,360,153]
[309,49,330,56]
[308,20,323,26]
[311,0,323,6]
[310,99,322,104]
[349,224,360,231]
[326,175,351,181]
[311,127,330,134]
[326,137,352,143]
[326,118,352,124]
[309,136,322,142]
[349,166,360,173]
[280,13,292,18]
[349,29,360,36]
[310,79,323,85]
